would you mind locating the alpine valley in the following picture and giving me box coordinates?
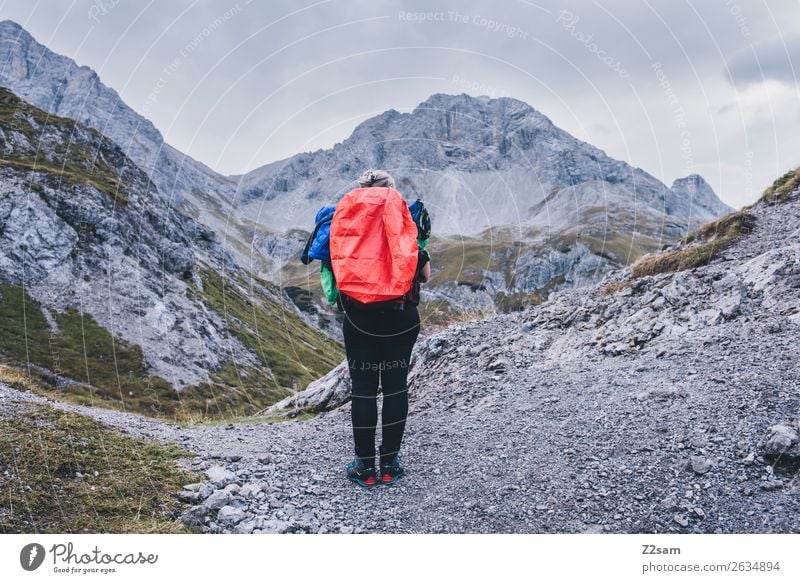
[0,19,729,415]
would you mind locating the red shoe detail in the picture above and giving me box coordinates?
[381,473,394,484]
[364,475,377,486]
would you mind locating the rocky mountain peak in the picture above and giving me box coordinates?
[236,90,730,239]
[414,92,532,113]
[0,19,165,161]
[0,19,24,36]
[672,173,713,193]
[670,173,730,220]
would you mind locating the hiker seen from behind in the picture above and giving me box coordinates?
[301,169,432,487]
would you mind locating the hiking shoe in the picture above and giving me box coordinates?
[346,458,377,488]
[379,452,404,485]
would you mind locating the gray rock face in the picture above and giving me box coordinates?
[0,85,338,399]
[0,20,161,169]
[258,230,307,273]
[0,21,231,212]
[420,282,498,315]
[511,241,614,291]
[0,19,247,263]
[265,361,351,416]
[0,87,255,386]
[671,174,731,229]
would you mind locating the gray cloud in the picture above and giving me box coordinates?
[726,34,800,87]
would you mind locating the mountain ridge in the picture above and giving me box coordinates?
[0,19,733,317]
[0,19,248,258]
[234,91,731,235]
[0,20,731,228]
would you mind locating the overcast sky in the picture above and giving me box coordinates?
[1,0,798,208]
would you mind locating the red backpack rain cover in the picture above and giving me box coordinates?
[330,187,419,304]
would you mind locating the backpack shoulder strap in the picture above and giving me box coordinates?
[300,223,321,265]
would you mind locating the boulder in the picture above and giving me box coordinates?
[205,465,237,487]
[216,505,245,526]
[203,489,232,511]
[762,422,800,458]
[265,360,351,417]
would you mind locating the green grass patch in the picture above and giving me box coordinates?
[175,361,293,422]
[278,262,327,299]
[557,231,663,266]
[427,237,510,286]
[760,167,800,204]
[197,268,343,391]
[683,209,755,244]
[0,283,333,421]
[0,402,197,533]
[0,87,86,135]
[0,158,127,204]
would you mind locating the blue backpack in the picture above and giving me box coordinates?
[408,199,431,245]
[300,205,336,264]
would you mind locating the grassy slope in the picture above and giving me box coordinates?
[0,282,180,414]
[0,279,344,421]
[0,401,197,533]
[629,210,755,279]
[196,268,343,390]
[760,166,800,204]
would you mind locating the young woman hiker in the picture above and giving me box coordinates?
[301,168,431,487]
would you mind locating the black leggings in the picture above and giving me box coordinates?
[343,303,420,466]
